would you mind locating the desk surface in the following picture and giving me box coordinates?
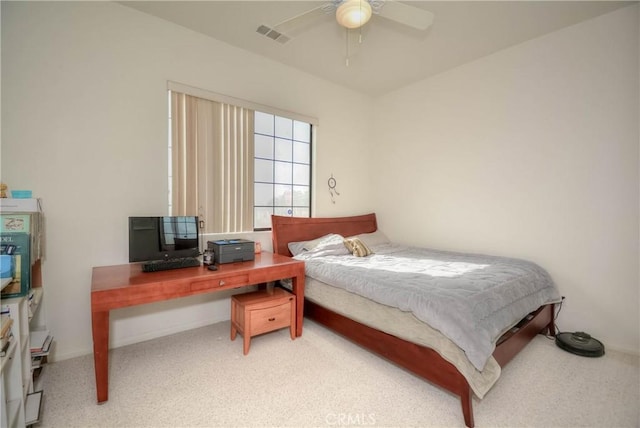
[91,252,304,312]
[92,252,299,291]
[90,252,305,403]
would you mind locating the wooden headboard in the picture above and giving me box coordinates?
[271,213,378,257]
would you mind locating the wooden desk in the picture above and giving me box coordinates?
[90,252,305,403]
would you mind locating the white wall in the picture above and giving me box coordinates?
[1,1,375,360]
[372,5,639,354]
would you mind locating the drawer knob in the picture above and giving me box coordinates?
[268,317,276,322]
[219,280,225,286]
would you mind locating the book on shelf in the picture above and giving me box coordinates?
[30,340,52,356]
[30,329,52,353]
[32,355,43,369]
[0,335,12,356]
[1,314,13,338]
[25,390,43,425]
[31,335,53,357]
[0,314,13,356]
[0,232,32,298]
[27,288,43,318]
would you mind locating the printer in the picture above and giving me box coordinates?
[208,239,255,264]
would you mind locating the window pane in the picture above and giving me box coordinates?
[254,207,274,229]
[255,111,274,135]
[275,138,292,162]
[254,159,274,183]
[274,206,294,216]
[274,184,293,206]
[293,141,309,164]
[274,161,292,184]
[254,183,273,205]
[292,207,309,217]
[275,116,292,139]
[255,134,274,159]
[292,185,309,206]
[292,163,309,185]
[293,121,310,143]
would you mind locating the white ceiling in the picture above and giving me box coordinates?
[120,1,635,96]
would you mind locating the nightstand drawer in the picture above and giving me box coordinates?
[250,302,292,336]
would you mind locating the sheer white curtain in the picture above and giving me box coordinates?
[171,91,254,233]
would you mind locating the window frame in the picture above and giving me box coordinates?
[253,111,313,231]
[167,81,317,232]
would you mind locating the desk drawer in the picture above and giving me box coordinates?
[190,274,249,292]
[250,301,292,336]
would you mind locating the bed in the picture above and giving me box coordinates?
[271,213,561,428]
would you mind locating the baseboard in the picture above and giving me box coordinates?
[50,318,230,362]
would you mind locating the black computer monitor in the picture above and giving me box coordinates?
[128,216,199,262]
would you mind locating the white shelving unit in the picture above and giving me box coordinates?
[1,292,47,428]
[1,202,47,427]
[1,339,23,427]
[1,296,30,428]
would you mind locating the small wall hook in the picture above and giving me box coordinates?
[328,174,340,204]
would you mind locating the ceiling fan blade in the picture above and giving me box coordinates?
[274,4,332,36]
[377,0,434,31]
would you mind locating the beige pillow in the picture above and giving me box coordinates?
[343,237,373,257]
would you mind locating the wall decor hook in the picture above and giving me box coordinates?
[328,174,340,204]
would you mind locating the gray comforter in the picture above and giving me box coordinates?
[294,236,562,371]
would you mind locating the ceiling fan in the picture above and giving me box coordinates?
[257,0,435,44]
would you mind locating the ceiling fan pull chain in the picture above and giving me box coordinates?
[358,0,364,43]
[359,0,363,43]
[345,27,350,67]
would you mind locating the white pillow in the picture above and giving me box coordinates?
[288,233,346,256]
[349,230,390,248]
[288,241,307,256]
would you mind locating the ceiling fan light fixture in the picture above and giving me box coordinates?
[336,0,372,29]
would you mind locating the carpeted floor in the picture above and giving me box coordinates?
[36,320,639,427]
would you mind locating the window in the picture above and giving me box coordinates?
[253,112,312,230]
[168,86,313,233]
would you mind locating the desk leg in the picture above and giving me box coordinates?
[92,310,109,403]
[291,272,305,337]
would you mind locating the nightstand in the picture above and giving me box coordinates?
[230,288,295,355]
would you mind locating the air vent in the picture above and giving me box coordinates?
[256,24,290,44]
[256,24,270,35]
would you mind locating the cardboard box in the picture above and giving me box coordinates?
[0,233,31,298]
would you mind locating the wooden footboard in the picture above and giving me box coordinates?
[305,299,475,427]
[493,304,556,367]
[306,299,555,428]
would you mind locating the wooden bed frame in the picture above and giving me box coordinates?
[271,213,556,428]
